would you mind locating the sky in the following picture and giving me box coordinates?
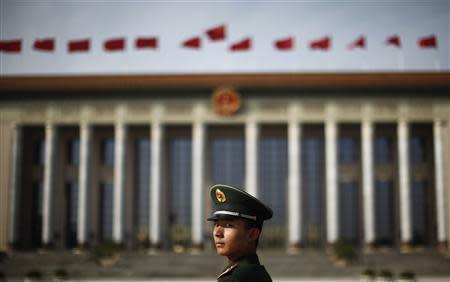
[0,0,449,76]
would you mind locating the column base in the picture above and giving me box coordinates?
[37,242,55,253]
[400,242,414,253]
[287,243,303,255]
[362,242,375,254]
[437,241,449,255]
[6,242,18,253]
[189,243,204,255]
[73,243,90,254]
[325,242,337,256]
[147,242,162,255]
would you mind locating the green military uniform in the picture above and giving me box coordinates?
[207,184,273,282]
[216,253,272,282]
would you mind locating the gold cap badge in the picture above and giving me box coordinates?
[216,189,226,203]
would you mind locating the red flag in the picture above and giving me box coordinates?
[33,38,55,51]
[230,38,251,51]
[104,38,125,51]
[386,35,401,47]
[0,39,21,52]
[348,36,366,49]
[206,25,226,41]
[136,37,158,49]
[418,35,437,48]
[183,37,201,49]
[68,39,90,52]
[309,36,331,50]
[275,37,294,50]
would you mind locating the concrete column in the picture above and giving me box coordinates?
[326,120,338,243]
[398,120,412,243]
[42,123,56,245]
[8,124,22,245]
[113,122,127,243]
[434,120,448,243]
[288,120,302,247]
[245,119,258,196]
[362,120,375,245]
[77,123,91,245]
[192,121,205,247]
[150,121,163,247]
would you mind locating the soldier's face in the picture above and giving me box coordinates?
[213,218,259,261]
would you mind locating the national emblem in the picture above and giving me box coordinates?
[215,188,226,203]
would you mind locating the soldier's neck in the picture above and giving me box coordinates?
[227,250,257,264]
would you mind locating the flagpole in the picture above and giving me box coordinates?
[397,51,405,71]
[361,50,368,71]
[434,52,441,71]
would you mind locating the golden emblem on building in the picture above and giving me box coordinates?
[216,188,226,203]
[212,87,241,116]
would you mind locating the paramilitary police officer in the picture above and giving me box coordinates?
[207,184,273,282]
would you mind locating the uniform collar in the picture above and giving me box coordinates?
[218,253,260,279]
[231,253,260,266]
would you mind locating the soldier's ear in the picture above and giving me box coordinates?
[247,226,260,242]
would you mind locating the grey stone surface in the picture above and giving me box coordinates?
[0,249,449,281]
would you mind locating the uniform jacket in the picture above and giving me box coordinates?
[217,254,272,282]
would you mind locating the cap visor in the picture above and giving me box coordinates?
[207,214,244,222]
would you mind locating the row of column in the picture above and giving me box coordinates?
[8,119,449,248]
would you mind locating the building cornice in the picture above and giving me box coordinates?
[1,72,449,92]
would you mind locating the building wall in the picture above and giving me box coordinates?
[1,94,449,251]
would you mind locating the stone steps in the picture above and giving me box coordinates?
[0,249,449,280]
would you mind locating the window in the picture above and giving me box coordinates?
[66,181,78,246]
[338,137,357,163]
[374,137,391,163]
[31,181,43,246]
[410,137,426,162]
[67,139,80,165]
[168,133,192,247]
[135,138,150,228]
[411,180,427,243]
[100,182,114,241]
[302,137,324,227]
[339,181,358,242]
[259,135,287,225]
[33,139,45,165]
[375,180,394,244]
[169,137,192,226]
[101,138,114,166]
[211,135,245,188]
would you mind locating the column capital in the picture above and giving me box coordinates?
[115,104,127,121]
[152,104,165,120]
[80,105,94,123]
[397,103,409,120]
[45,121,55,129]
[193,102,207,120]
[325,103,338,120]
[361,104,374,122]
[287,103,302,121]
[45,105,58,123]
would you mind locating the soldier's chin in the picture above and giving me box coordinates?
[216,248,227,256]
